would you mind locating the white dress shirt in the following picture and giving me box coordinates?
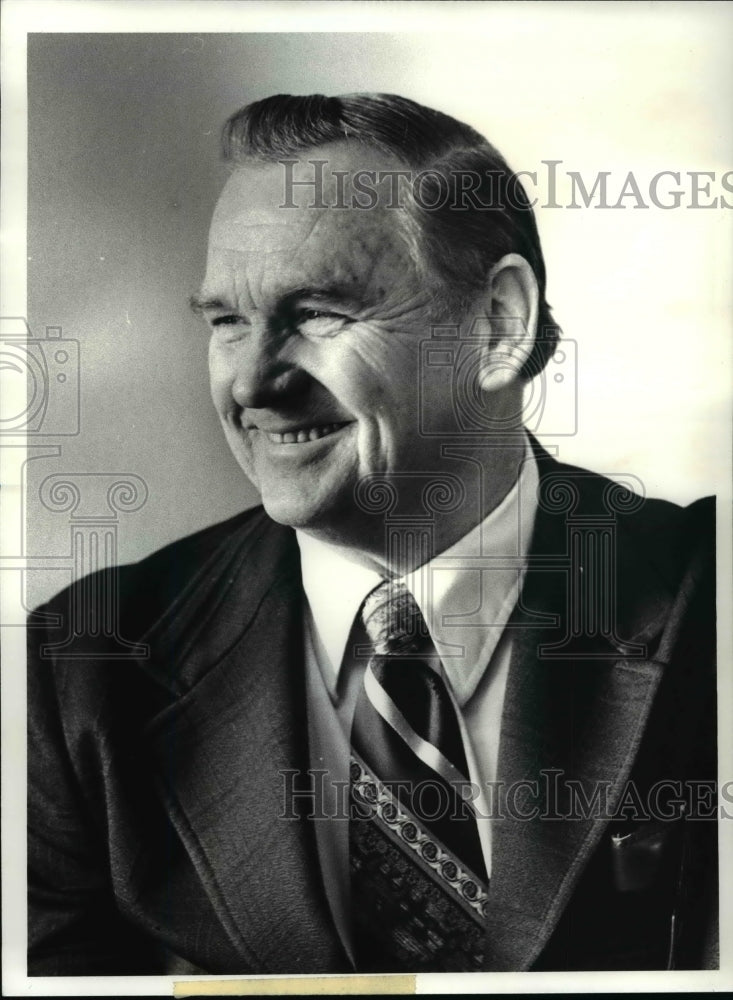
[296,440,538,960]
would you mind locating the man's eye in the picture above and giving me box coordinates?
[296,308,346,337]
[210,315,244,328]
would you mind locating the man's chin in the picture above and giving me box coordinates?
[258,492,334,531]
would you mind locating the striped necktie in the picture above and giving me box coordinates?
[349,579,489,972]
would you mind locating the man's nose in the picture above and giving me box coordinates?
[227,328,308,409]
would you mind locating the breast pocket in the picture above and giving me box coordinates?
[610,820,680,893]
[604,818,686,969]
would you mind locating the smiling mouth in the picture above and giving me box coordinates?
[260,422,351,445]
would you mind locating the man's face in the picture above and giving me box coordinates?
[198,143,466,541]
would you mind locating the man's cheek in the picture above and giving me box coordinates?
[209,374,227,412]
[322,344,399,409]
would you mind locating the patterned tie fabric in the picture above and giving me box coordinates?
[349,579,489,972]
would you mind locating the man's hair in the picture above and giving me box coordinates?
[222,93,560,379]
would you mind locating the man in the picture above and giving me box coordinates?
[28,93,717,975]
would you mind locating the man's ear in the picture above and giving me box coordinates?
[477,253,539,392]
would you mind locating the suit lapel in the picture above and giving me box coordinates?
[139,514,346,972]
[481,446,673,970]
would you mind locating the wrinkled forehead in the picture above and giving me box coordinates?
[208,140,411,256]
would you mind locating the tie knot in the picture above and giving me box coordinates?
[361,580,429,656]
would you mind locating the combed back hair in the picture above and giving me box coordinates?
[222,93,560,379]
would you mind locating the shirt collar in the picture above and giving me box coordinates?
[297,437,538,706]
[296,533,383,691]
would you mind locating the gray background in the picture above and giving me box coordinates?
[25,23,732,607]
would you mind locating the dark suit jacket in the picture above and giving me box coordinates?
[27,447,717,975]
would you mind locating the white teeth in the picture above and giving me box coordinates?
[264,423,345,444]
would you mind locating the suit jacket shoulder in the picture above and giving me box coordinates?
[33,505,268,638]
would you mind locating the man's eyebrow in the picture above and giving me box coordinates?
[188,284,363,317]
[189,293,233,315]
[280,285,362,310]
